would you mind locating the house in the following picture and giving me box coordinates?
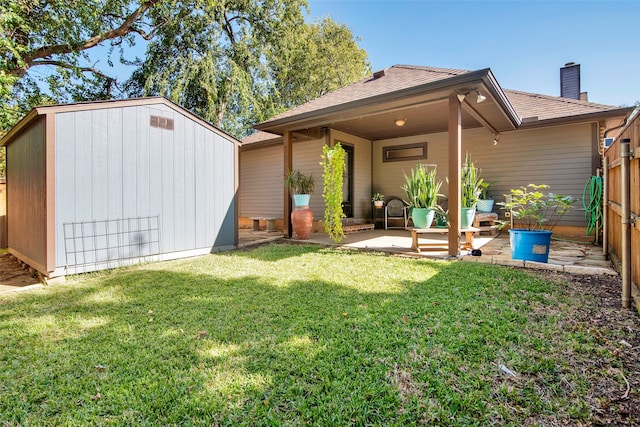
[240,63,634,255]
[0,97,239,277]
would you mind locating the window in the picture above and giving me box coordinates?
[382,142,427,162]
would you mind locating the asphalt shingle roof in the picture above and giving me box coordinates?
[258,64,623,127]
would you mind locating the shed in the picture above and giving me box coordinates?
[0,97,238,277]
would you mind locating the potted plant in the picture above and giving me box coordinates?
[372,192,385,208]
[476,181,495,213]
[460,153,485,228]
[498,184,575,263]
[284,169,315,239]
[402,164,443,229]
[284,169,315,207]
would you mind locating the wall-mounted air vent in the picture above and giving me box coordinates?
[150,115,174,130]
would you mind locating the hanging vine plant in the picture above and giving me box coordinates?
[321,143,346,243]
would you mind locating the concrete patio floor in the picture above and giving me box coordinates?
[239,228,618,276]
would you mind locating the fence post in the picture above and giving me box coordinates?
[602,157,608,258]
[620,139,631,309]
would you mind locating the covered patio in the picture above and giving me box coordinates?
[256,66,520,257]
[241,64,632,261]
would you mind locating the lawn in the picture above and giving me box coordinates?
[0,243,637,426]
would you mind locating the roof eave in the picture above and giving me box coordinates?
[255,68,521,134]
[518,107,635,129]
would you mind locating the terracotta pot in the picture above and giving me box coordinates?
[291,206,313,239]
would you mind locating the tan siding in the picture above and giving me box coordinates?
[6,117,47,270]
[373,133,449,204]
[239,144,284,218]
[373,123,596,227]
[292,138,325,218]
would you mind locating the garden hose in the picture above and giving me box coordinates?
[583,176,603,240]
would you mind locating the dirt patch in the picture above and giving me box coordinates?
[529,270,640,426]
[0,253,42,292]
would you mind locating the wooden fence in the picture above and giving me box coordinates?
[0,178,6,248]
[604,111,639,313]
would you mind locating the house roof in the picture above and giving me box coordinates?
[250,64,632,142]
[1,96,241,147]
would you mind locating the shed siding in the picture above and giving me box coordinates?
[6,117,47,269]
[54,103,236,272]
[373,123,595,226]
[239,144,284,218]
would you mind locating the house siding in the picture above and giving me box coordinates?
[239,144,284,218]
[292,138,325,218]
[373,123,596,227]
[6,117,47,270]
[240,130,373,223]
[54,103,236,273]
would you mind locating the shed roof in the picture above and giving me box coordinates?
[1,96,241,147]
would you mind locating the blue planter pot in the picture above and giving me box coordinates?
[476,199,494,213]
[411,208,435,229]
[293,194,310,207]
[460,207,476,229]
[509,229,552,263]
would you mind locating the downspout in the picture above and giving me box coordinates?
[620,138,632,309]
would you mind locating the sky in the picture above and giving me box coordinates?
[306,0,639,107]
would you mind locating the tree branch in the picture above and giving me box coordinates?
[11,0,162,77]
[31,60,118,86]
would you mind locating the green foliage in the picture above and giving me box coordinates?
[269,17,370,110]
[461,152,487,208]
[498,184,576,231]
[321,143,346,243]
[0,0,166,131]
[0,0,370,140]
[402,163,442,209]
[284,169,315,195]
[126,3,370,137]
[371,192,384,202]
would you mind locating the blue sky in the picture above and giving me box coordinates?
[307,0,639,106]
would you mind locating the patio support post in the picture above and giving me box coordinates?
[284,130,293,238]
[448,94,462,256]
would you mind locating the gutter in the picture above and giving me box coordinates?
[518,107,635,129]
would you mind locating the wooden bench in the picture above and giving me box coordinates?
[250,217,277,232]
[410,227,479,252]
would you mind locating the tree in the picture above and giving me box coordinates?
[1,0,169,130]
[269,17,369,110]
[126,1,370,137]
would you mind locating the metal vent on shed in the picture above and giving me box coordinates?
[150,115,174,130]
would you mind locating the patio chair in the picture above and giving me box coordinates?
[384,198,408,230]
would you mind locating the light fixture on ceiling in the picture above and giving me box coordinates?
[492,133,500,146]
[457,89,486,104]
[395,118,406,127]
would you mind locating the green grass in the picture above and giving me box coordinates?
[0,244,614,425]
